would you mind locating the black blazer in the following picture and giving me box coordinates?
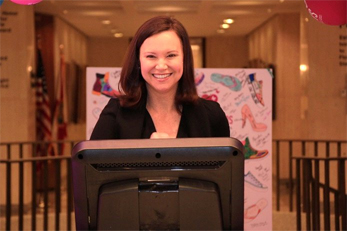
[90,98,230,140]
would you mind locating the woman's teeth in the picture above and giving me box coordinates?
[153,73,171,79]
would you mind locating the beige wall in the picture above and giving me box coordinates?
[0,3,36,208]
[0,5,36,143]
[248,14,302,141]
[87,37,129,68]
[205,36,248,68]
[300,6,347,141]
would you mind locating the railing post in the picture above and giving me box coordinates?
[313,159,320,230]
[6,144,11,231]
[314,141,318,157]
[276,140,280,211]
[289,141,293,212]
[296,158,302,231]
[67,158,73,230]
[323,159,331,230]
[303,159,311,230]
[337,141,341,157]
[19,143,24,231]
[43,160,49,231]
[326,141,330,157]
[334,192,340,230]
[338,158,346,230]
[31,160,37,231]
[55,159,61,231]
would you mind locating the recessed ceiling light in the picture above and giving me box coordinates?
[300,64,308,72]
[223,18,234,24]
[114,32,123,38]
[102,20,111,25]
[220,24,230,29]
[217,29,225,34]
[279,0,285,3]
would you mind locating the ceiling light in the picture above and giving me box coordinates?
[223,18,234,24]
[279,0,285,3]
[300,64,308,72]
[114,32,123,38]
[217,29,225,34]
[63,10,68,15]
[220,24,230,29]
[102,20,111,25]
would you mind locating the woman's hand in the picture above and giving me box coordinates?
[150,132,170,139]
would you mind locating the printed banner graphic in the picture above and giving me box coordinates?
[86,67,273,231]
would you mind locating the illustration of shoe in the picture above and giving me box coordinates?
[211,73,242,91]
[244,171,268,190]
[246,73,265,106]
[194,71,205,86]
[244,198,268,223]
[201,93,218,102]
[92,72,120,98]
[92,107,102,119]
[241,104,267,132]
[242,137,268,159]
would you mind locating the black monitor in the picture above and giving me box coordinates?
[71,137,244,230]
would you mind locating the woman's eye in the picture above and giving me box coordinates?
[146,55,156,58]
[168,54,177,58]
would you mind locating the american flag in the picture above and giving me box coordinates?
[35,49,54,156]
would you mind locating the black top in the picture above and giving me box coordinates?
[90,97,230,140]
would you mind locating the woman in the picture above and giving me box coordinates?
[90,16,230,139]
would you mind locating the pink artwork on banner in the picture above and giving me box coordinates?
[241,104,267,132]
[244,198,268,223]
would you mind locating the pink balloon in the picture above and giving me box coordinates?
[10,0,42,5]
[305,0,347,26]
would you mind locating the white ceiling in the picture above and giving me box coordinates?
[34,0,302,38]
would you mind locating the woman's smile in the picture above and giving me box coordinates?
[152,73,172,79]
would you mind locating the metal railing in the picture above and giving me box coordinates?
[294,156,346,231]
[1,139,346,230]
[0,140,80,231]
[272,139,346,213]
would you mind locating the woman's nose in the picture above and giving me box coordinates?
[155,60,168,69]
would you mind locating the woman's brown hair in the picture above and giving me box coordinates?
[118,16,199,108]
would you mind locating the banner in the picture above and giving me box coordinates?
[86,67,273,230]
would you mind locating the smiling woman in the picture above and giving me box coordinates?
[90,16,230,140]
[139,30,184,96]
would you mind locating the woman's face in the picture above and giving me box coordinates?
[139,30,183,96]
